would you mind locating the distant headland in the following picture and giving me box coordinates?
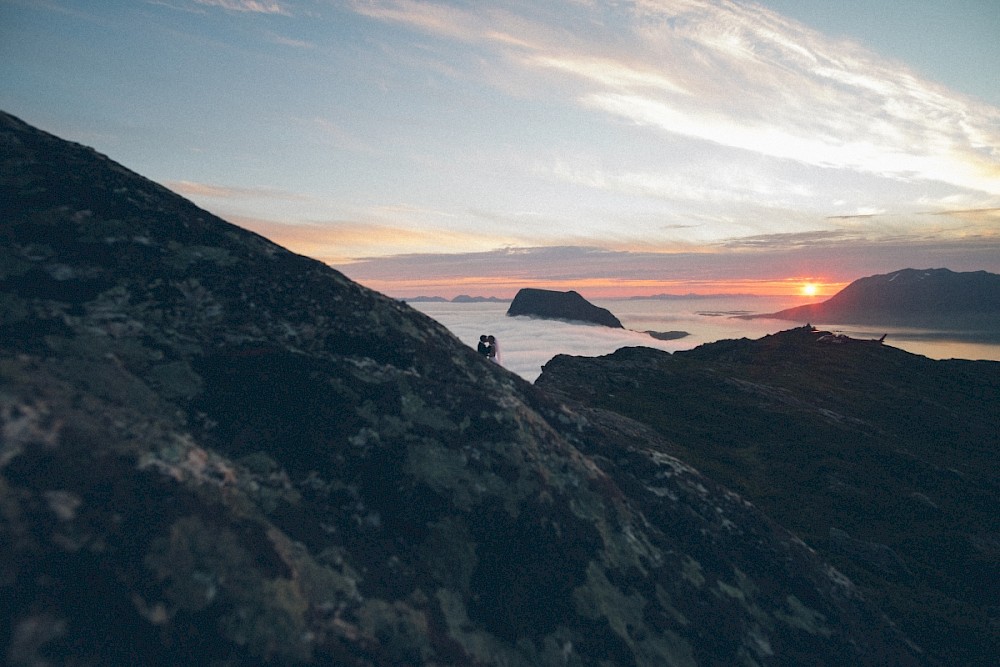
[748,268,1000,332]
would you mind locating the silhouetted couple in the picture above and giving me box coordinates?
[478,334,500,364]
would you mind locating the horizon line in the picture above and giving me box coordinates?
[396,291,829,302]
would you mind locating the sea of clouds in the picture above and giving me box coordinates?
[412,299,1000,381]
[410,300,759,382]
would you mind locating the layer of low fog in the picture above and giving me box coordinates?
[412,305,694,382]
[412,301,1000,381]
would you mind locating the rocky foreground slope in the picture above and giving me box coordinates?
[537,329,1000,667]
[0,112,924,665]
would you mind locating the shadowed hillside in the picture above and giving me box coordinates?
[0,113,924,665]
[537,327,1000,666]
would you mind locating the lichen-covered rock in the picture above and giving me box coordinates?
[536,330,1000,666]
[1,111,921,665]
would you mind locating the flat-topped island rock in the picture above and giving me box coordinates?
[507,288,624,328]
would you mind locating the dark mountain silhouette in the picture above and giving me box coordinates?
[507,288,624,327]
[757,268,1000,329]
[537,327,1000,667]
[0,110,922,665]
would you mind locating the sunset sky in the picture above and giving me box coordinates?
[3,0,999,298]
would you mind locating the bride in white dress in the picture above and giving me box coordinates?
[487,335,501,365]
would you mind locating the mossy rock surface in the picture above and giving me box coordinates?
[537,327,1000,666]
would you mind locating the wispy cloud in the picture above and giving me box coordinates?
[228,215,521,264]
[923,207,1000,222]
[193,0,290,14]
[347,0,546,49]
[309,116,379,155]
[12,0,999,302]
[721,230,861,249]
[348,0,1000,197]
[147,0,208,14]
[166,180,311,201]
[530,54,691,96]
[185,0,1000,285]
[824,206,1000,237]
[826,213,881,221]
[265,30,314,48]
[338,236,1000,299]
[538,158,815,207]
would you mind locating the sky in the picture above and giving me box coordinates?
[3,0,999,298]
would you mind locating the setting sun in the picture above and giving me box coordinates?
[801,283,819,297]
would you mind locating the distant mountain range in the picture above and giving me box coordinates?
[410,293,762,302]
[405,294,508,303]
[757,268,1000,329]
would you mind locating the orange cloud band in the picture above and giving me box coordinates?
[353,275,847,300]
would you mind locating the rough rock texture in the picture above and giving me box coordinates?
[507,288,623,328]
[1,111,921,665]
[758,268,1000,331]
[537,327,1000,667]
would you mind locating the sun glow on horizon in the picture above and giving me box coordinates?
[351,275,847,300]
